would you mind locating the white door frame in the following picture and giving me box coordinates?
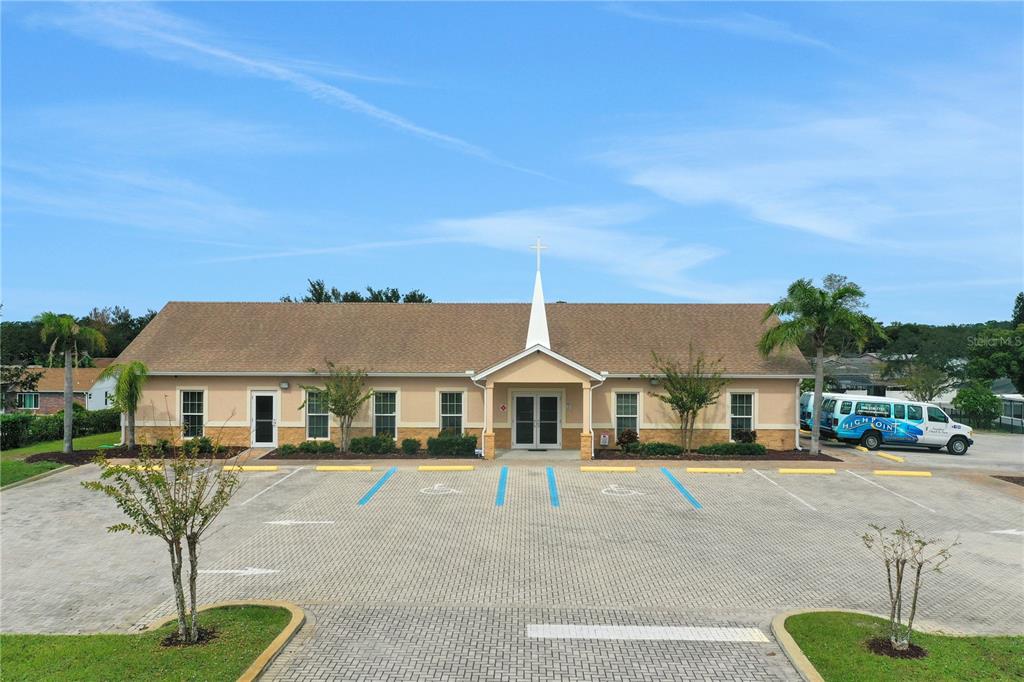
[511,391,562,449]
[250,390,279,447]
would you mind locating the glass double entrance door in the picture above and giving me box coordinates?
[513,394,560,448]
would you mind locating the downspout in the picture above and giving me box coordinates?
[794,382,802,452]
[588,374,607,460]
[471,373,487,459]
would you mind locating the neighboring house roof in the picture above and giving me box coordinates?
[116,301,810,376]
[29,367,103,393]
[90,357,116,368]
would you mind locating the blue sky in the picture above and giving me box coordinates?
[2,2,1021,324]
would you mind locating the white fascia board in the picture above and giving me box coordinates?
[147,371,475,378]
[472,344,603,382]
[602,373,813,380]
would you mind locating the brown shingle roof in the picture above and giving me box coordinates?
[33,367,102,393]
[116,302,810,376]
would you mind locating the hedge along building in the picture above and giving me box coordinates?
[116,255,810,459]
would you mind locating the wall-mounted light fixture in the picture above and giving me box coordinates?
[279,381,289,389]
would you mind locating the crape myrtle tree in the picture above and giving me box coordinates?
[758,276,884,454]
[35,312,107,454]
[300,362,373,452]
[645,349,728,453]
[862,522,958,652]
[100,361,150,449]
[83,440,240,644]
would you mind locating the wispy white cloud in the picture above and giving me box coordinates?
[431,204,767,301]
[599,78,1022,250]
[16,103,317,158]
[607,3,834,51]
[33,3,544,176]
[3,160,269,235]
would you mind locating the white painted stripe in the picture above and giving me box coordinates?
[526,625,769,642]
[845,470,936,513]
[751,469,816,511]
[240,467,305,506]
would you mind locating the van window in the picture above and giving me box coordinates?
[893,404,905,419]
[927,406,948,423]
[840,401,852,415]
[907,405,923,421]
[822,399,836,412]
[856,402,891,418]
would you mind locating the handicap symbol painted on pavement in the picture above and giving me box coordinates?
[601,484,645,497]
[419,483,463,496]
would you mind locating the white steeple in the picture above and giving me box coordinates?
[526,238,550,349]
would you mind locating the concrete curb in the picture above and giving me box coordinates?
[770,610,826,682]
[0,464,74,491]
[147,600,305,682]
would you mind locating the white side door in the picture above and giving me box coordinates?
[921,405,950,446]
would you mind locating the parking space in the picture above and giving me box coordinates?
[3,461,1021,680]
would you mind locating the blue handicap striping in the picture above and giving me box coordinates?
[546,467,560,508]
[495,466,509,506]
[660,467,702,510]
[357,466,397,506]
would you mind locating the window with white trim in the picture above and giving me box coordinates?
[730,393,754,440]
[17,393,39,410]
[306,390,329,439]
[374,391,397,438]
[181,391,204,438]
[615,393,639,436]
[439,392,463,433]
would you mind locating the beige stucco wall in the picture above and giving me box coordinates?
[135,372,799,450]
[136,375,485,445]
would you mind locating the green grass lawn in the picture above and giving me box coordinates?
[0,431,121,487]
[1,431,121,462]
[785,611,1024,681]
[0,605,292,682]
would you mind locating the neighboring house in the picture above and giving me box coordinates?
[115,268,810,457]
[8,367,103,414]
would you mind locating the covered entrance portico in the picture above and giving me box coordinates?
[473,344,605,460]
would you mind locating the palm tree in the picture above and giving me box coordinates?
[99,361,149,449]
[758,278,883,454]
[34,313,107,454]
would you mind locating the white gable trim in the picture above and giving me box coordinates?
[472,344,603,382]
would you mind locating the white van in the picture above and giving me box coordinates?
[823,396,974,455]
[799,391,845,431]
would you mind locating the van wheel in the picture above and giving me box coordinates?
[947,437,968,456]
[861,432,882,450]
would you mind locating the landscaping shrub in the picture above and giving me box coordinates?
[696,442,767,457]
[0,413,34,450]
[401,438,421,455]
[616,429,640,453]
[317,440,338,454]
[732,429,758,444]
[349,434,395,454]
[638,441,683,457]
[1,407,121,450]
[278,443,297,455]
[427,432,477,457]
[298,440,321,454]
[195,436,215,454]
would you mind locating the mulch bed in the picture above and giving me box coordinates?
[994,476,1024,487]
[865,637,928,659]
[24,446,246,466]
[263,449,477,460]
[161,626,219,648]
[594,449,842,462]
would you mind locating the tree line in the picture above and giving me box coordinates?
[1,306,156,366]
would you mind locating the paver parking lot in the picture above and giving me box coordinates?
[2,462,1022,680]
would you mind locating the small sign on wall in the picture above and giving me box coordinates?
[599,432,610,446]
[499,403,507,412]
